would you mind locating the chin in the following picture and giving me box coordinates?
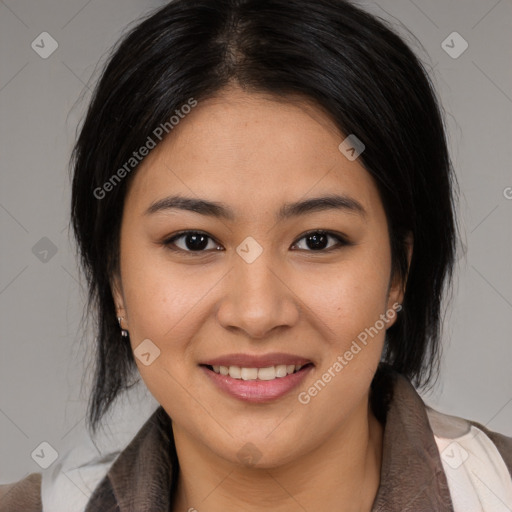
[209,434,305,470]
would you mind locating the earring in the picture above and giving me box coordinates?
[117,316,129,337]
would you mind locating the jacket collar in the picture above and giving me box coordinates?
[100,406,176,512]
[94,366,454,511]
[370,368,454,511]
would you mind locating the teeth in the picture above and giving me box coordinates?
[275,365,288,378]
[240,367,258,380]
[257,366,278,381]
[229,366,241,379]
[212,364,307,380]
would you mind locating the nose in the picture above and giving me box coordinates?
[216,252,300,339]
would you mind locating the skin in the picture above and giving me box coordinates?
[112,84,410,512]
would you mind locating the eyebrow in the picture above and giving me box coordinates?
[144,194,367,220]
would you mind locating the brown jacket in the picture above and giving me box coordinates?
[1,366,511,511]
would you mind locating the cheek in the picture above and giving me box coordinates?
[120,254,214,412]
[120,226,213,326]
[305,247,391,340]
[292,252,392,422]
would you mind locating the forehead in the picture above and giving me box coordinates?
[124,87,382,221]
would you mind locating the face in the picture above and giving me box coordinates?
[112,85,406,468]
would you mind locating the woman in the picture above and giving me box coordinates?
[1,0,511,510]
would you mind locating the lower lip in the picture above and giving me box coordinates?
[200,364,314,403]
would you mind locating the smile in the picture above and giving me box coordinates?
[207,363,309,381]
[200,358,315,403]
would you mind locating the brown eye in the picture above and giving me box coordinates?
[163,231,223,253]
[291,230,348,252]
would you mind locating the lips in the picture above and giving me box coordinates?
[199,352,315,402]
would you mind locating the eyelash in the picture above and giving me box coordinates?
[161,230,349,255]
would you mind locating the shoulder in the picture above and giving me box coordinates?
[426,406,512,473]
[426,406,512,511]
[0,473,42,512]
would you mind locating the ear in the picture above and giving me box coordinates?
[111,271,126,317]
[387,232,413,312]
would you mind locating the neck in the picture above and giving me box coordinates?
[171,397,383,512]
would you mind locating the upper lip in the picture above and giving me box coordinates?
[201,353,314,368]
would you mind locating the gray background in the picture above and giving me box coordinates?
[1,0,511,484]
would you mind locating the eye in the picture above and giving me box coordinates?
[163,231,223,253]
[162,229,348,254]
[291,230,348,252]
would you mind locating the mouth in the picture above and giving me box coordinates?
[199,355,315,403]
[201,362,314,381]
